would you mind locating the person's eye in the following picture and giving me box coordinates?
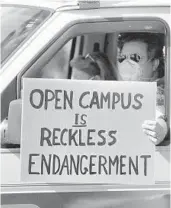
[117,55,126,63]
[130,54,141,63]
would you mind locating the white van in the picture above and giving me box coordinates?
[0,0,170,207]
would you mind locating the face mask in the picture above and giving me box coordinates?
[117,59,143,81]
[117,59,154,81]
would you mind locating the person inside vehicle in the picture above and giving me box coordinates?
[70,52,115,81]
[116,33,168,145]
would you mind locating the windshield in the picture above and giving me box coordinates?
[1,6,51,64]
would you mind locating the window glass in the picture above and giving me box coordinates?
[39,40,73,79]
[1,6,50,65]
[23,39,73,80]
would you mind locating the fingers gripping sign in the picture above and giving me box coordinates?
[142,119,167,145]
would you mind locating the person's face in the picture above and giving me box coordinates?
[117,41,158,81]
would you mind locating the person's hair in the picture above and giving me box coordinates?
[118,33,165,77]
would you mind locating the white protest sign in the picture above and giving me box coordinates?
[21,78,156,184]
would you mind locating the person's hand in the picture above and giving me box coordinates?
[142,118,167,145]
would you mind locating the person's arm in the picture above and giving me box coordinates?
[142,85,168,145]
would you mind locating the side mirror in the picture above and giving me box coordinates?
[7,99,22,145]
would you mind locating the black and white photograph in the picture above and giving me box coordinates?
[0,0,170,207]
